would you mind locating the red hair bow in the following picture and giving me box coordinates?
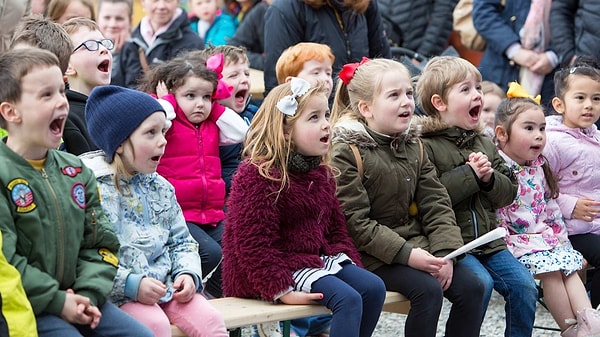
[339,57,371,85]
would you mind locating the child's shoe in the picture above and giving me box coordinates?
[561,323,577,337]
[576,307,600,337]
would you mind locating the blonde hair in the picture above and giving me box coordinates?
[243,81,329,192]
[482,80,504,98]
[109,143,135,194]
[44,0,96,22]
[331,58,410,125]
[416,56,482,119]
[62,17,100,35]
[275,42,334,84]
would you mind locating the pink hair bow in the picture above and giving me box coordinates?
[206,53,233,100]
[338,57,370,85]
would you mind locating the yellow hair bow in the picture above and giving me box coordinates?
[506,82,541,104]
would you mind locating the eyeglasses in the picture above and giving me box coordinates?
[72,39,114,53]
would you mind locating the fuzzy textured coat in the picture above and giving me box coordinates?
[222,161,361,302]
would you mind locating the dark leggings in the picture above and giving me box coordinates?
[311,264,386,337]
[186,221,224,298]
[569,233,600,307]
[373,261,485,337]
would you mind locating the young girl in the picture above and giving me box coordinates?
[82,85,228,337]
[495,83,600,337]
[480,80,504,138]
[330,57,485,337]
[188,0,237,46]
[139,52,248,299]
[222,78,387,337]
[543,58,600,310]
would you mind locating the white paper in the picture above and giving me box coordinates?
[443,227,507,260]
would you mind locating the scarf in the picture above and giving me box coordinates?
[288,152,322,173]
[518,0,551,96]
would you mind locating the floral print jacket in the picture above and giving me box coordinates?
[496,152,571,258]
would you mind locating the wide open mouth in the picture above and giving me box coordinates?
[469,105,481,118]
[50,116,66,135]
[98,59,110,73]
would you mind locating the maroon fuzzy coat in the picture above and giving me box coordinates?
[222,161,362,302]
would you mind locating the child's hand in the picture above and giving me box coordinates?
[431,261,453,291]
[172,274,195,303]
[156,81,169,98]
[137,277,167,305]
[61,289,101,328]
[407,248,446,273]
[573,197,600,222]
[467,152,493,183]
[279,291,324,305]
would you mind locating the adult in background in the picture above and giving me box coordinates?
[0,0,30,53]
[117,0,203,88]
[228,0,271,70]
[263,0,390,95]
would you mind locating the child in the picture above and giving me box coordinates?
[62,17,113,155]
[415,56,538,337]
[276,42,334,98]
[119,0,203,88]
[480,80,504,138]
[0,47,153,337]
[330,57,485,337]
[188,0,237,46]
[496,83,600,337]
[139,52,248,299]
[0,231,37,336]
[222,77,387,337]
[96,0,133,86]
[543,57,600,309]
[44,0,95,23]
[196,45,258,195]
[82,85,228,337]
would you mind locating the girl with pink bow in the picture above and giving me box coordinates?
[139,51,249,299]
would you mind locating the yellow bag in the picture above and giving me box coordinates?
[453,0,505,51]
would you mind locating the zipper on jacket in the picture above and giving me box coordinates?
[41,168,65,283]
[91,209,97,243]
[469,195,479,239]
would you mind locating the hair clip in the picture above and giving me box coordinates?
[206,53,233,100]
[506,81,541,104]
[338,57,371,85]
[276,77,311,116]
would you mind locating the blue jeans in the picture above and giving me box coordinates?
[187,220,224,298]
[461,250,537,337]
[37,301,154,337]
[311,264,386,337]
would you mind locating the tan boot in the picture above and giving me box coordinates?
[576,308,600,337]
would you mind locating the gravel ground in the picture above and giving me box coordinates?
[240,291,562,337]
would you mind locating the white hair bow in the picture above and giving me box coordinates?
[276,77,311,116]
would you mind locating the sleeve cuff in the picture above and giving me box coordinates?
[124,273,145,300]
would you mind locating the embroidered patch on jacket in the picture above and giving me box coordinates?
[98,248,119,267]
[61,166,82,177]
[71,183,86,209]
[7,178,36,213]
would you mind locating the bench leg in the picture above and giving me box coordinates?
[228,328,242,337]
[282,321,291,337]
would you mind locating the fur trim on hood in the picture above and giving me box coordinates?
[332,114,421,148]
[79,150,112,178]
[414,115,484,135]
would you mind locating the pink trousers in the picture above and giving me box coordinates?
[120,293,227,337]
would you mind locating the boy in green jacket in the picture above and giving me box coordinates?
[0,47,153,337]
[415,56,537,337]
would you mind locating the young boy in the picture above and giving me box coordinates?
[480,80,504,138]
[96,0,133,86]
[415,56,538,337]
[275,42,334,98]
[62,17,113,155]
[188,0,236,46]
[0,47,154,337]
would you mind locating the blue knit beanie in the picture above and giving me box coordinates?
[86,85,165,163]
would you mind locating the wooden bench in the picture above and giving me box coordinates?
[171,291,409,337]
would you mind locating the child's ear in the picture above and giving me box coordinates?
[65,63,77,77]
[431,94,447,112]
[0,102,21,124]
[357,100,372,119]
[495,125,507,145]
[115,144,124,154]
[551,97,564,114]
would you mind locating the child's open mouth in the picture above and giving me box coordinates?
[320,135,329,143]
[151,155,161,162]
[50,116,65,135]
[469,106,481,118]
[235,89,248,105]
[98,60,110,72]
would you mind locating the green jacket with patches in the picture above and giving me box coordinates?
[0,141,119,316]
[331,117,464,271]
[417,116,517,255]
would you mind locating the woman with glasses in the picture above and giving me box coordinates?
[61,17,114,155]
